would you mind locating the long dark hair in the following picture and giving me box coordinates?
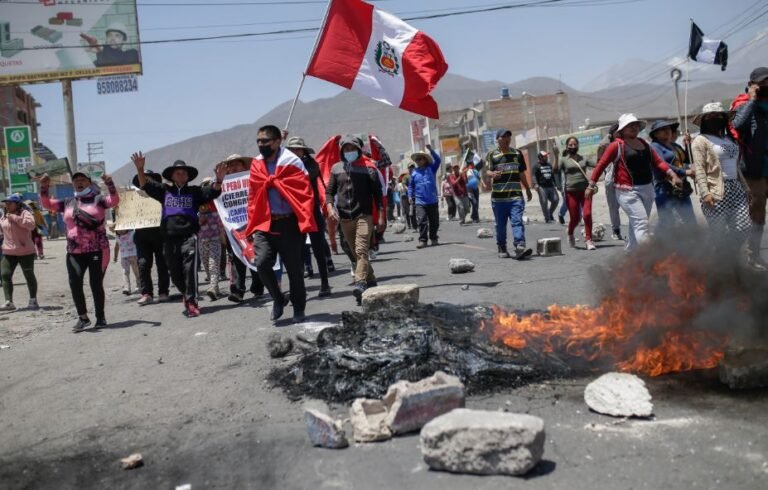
[562,136,579,157]
[699,115,727,137]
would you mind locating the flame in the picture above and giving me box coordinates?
[483,254,726,376]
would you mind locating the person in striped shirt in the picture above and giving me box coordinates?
[485,129,533,259]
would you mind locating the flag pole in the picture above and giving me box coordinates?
[284,0,334,131]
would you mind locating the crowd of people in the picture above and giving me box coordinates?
[0,67,765,331]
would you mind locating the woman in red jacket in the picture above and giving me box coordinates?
[587,114,682,251]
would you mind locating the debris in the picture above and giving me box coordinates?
[304,409,349,449]
[157,357,164,365]
[420,409,545,476]
[392,223,407,234]
[719,346,768,389]
[267,333,294,358]
[361,284,419,313]
[383,371,465,434]
[0,345,10,350]
[476,228,494,239]
[176,485,192,490]
[449,258,475,274]
[120,453,144,470]
[194,332,207,337]
[350,398,393,442]
[536,238,562,256]
[461,285,469,291]
[403,235,415,242]
[584,372,653,418]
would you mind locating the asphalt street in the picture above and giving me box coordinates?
[0,196,766,489]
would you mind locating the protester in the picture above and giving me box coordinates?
[692,103,752,255]
[448,164,470,225]
[597,123,623,240]
[131,170,170,306]
[588,114,682,251]
[398,170,413,229]
[325,135,385,305]
[0,195,38,311]
[243,125,316,322]
[47,210,60,240]
[285,136,333,297]
[532,151,559,224]
[40,171,119,330]
[463,162,480,223]
[731,67,768,270]
[113,227,139,295]
[197,183,223,300]
[560,138,596,250]
[391,176,402,219]
[409,145,442,248]
[441,174,456,221]
[485,129,533,259]
[26,201,47,259]
[649,120,696,230]
[131,153,226,318]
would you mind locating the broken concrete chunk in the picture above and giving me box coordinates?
[403,235,414,242]
[267,333,293,358]
[449,258,475,274]
[584,372,653,418]
[719,346,768,389]
[361,284,419,313]
[392,223,407,234]
[420,409,545,476]
[383,371,465,434]
[304,409,349,449]
[121,453,144,470]
[477,228,494,239]
[350,398,393,442]
[536,237,562,256]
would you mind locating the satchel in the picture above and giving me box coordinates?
[573,158,599,194]
[71,199,103,231]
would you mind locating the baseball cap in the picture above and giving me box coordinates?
[749,67,768,83]
[495,129,512,139]
[2,195,23,204]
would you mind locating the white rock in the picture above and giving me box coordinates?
[404,235,415,242]
[304,409,349,449]
[584,372,654,418]
[477,228,494,239]
[350,398,393,442]
[392,223,407,234]
[449,258,475,274]
[384,371,465,434]
[361,284,419,313]
[420,409,545,476]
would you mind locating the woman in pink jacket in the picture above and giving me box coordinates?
[40,171,119,331]
[0,195,39,311]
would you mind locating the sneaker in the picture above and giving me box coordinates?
[206,288,219,301]
[350,268,356,277]
[498,245,511,259]
[430,239,439,246]
[27,299,39,310]
[270,294,288,321]
[0,301,16,311]
[94,318,108,328]
[748,259,768,272]
[72,317,91,332]
[352,282,366,306]
[610,232,623,241]
[586,240,597,251]
[228,293,244,303]
[558,215,565,225]
[318,285,332,298]
[251,287,264,298]
[514,246,533,260]
[137,294,153,306]
[417,241,427,249]
[568,235,576,248]
[186,301,201,318]
[368,249,378,260]
[157,294,170,303]
[304,268,314,279]
[122,288,131,296]
[293,310,306,323]
[327,261,336,273]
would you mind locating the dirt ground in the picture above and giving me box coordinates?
[1,193,766,489]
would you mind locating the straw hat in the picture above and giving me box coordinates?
[410,150,433,164]
[692,102,735,127]
[285,137,315,155]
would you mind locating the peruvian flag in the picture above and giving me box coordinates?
[306,0,448,119]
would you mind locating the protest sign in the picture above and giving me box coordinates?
[114,189,161,230]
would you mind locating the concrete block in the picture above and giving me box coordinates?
[304,409,348,449]
[536,237,562,256]
[383,371,465,434]
[350,398,392,442]
[361,284,419,313]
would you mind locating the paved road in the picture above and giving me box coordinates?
[0,209,766,489]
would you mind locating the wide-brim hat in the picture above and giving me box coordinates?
[616,114,647,133]
[221,154,253,167]
[692,102,735,126]
[649,120,680,137]
[410,150,433,164]
[132,169,160,188]
[285,137,315,155]
[162,160,198,181]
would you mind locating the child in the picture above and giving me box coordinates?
[113,227,139,295]
[197,187,223,300]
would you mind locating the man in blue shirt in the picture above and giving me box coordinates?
[408,144,442,248]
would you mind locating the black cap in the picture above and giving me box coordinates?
[495,129,512,139]
[749,67,768,83]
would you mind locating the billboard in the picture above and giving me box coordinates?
[0,1,141,85]
[3,125,35,193]
[556,127,607,161]
[439,136,461,157]
[78,161,105,179]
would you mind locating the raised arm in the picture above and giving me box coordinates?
[100,174,120,209]
[38,174,65,213]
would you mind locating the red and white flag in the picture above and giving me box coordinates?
[306,0,448,119]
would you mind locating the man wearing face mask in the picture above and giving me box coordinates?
[325,135,385,305]
[731,67,768,270]
[243,125,317,322]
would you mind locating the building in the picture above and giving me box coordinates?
[0,85,41,141]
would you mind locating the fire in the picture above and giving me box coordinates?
[483,254,726,376]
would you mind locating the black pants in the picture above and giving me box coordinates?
[416,203,440,243]
[164,234,198,304]
[469,187,480,222]
[134,228,170,297]
[445,196,456,219]
[303,207,331,287]
[401,198,413,228]
[253,215,306,313]
[227,238,262,297]
[66,251,105,320]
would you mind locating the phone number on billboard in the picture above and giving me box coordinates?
[97,76,138,95]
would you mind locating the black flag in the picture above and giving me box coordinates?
[688,22,728,71]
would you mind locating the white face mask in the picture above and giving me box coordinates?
[344,150,359,162]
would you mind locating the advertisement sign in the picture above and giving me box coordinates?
[481,130,497,154]
[97,73,138,94]
[27,157,70,178]
[556,127,606,161]
[439,136,461,157]
[2,125,35,193]
[0,1,142,85]
[78,161,105,179]
[114,189,161,230]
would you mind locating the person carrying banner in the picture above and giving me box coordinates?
[243,126,316,322]
[131,153,226,318]
[325,135,385,305]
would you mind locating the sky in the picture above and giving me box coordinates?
[17,0,767,171]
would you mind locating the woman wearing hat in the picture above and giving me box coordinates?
[40,171,119,330]
[649,120,696,230]
[588,114,682,251]
[0,195,39,312]
[691,102,752,253]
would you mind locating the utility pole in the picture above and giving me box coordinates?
[87,141,104,163]
[62,80,77,175]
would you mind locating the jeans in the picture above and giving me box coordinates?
[455,195,470,223]
[492,199,526,248]
[616,184,655,251]
[605,182,622,234]
[536,186,559,222]
[340,215,376,285]
[415,203,440,243]
[468,187,480,221]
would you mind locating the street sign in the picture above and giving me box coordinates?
[2,126,35,193]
